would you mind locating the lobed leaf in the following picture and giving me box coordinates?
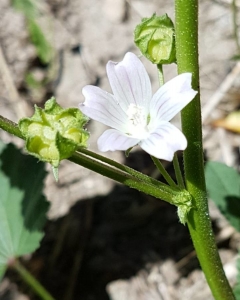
[0,141,49,280]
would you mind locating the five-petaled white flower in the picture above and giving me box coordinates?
[79,52,197,161]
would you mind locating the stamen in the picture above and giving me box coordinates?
[126,104,148,138]
[127,104,146,126]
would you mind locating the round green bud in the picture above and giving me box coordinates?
[134,14,176,65]
[19,97,89,168]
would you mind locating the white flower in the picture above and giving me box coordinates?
[79,52,197,161]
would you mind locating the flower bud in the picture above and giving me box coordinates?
[19,97,89,167]
[134,14,176,65]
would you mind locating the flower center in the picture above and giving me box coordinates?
[126,104,149,138]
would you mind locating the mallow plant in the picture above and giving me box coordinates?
[0,1,237,300]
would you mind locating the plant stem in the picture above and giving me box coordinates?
[173,154,185,188]
[0,115,24,139]
[13,260,55,300]
[80,147,169,188]
[175,0,235,299]
[157,64,164,86]
[71,151,184,205]
[151,156,177,188]
[0,114,186,205]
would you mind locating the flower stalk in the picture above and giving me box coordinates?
[175,0,235,298]
[0,115,24,139]
[70,151,190,208]
[0,114,191,212]
[173,154,185,188]
[157,64,164,86]
[12,260,55,300]
[151,156,177,188]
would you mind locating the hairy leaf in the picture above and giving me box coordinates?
[0,141,49,280]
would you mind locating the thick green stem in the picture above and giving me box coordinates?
[175,1,235,299]
[13,260,55,300]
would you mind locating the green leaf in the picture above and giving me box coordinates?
[0,141,49,280]
[231,54,240,61]
[205,161,240,232]
[234,252,240,299]
[12,0,38,19]
[11,0,53,64]
[27,19,53,64]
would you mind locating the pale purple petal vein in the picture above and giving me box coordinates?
[98,129,140,152]
[80,52,197,160]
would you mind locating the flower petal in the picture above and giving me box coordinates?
[106,52,152,111]
[149,73,197,126]
[139,122,187,161]
[79,85,127,131]
[98,129,140,152]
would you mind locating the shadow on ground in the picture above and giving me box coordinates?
[22,152,198,300]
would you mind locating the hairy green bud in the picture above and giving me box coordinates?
[19,97,89,168]
[134,14,176,65]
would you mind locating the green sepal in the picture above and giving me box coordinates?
[125,147,133,157]
[134,13,176,65]
[19,97,89,168]
[173,190,193,224]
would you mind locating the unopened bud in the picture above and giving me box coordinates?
[19,97,89,167]
[134,14,176,65]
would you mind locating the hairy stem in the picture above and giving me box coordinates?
[175,0,235,299]
[151,156,177,187]
[71,151,183,204]
[173,154,185,188]
[0,114,186,206]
